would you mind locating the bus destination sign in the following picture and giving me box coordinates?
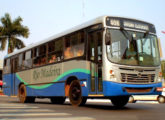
[106,17,156,33]
[123,21,149,31]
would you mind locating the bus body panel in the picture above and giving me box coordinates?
[3,60,90,97]
[3,74,13,96]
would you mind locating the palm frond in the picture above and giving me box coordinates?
[11,37,25,49]
[1,13,12,29]
[13,16,22,26]
[13,25,29,38]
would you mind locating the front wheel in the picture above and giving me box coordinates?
[111,96,129,108]
[69,80,86,106]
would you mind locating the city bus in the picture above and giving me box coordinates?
[2,16,162,108]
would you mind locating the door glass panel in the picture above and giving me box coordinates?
[88,33,96,92]
[88,31,103,93]
[91,63,96,92]
[97,32,103,92]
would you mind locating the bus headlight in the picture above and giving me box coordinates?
[157,72,162,82]
[109,70,117,81]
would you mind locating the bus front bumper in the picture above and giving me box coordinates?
[103,81,162,96]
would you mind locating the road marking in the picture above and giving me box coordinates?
[137,101,158,104]
[0,104,29,107]
[6,117,96,120]
[0,113,71,117]
[0,109,54,113]
[0,106,39,109]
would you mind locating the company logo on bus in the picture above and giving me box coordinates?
[33,66,61,80]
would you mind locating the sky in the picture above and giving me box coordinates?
[0,0,165,60]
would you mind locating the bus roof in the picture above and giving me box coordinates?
[5,16,154,58]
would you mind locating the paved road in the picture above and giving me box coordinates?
[0,96,165,120]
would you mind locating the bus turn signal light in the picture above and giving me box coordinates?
[109,70,113,74]
[156,87,163,92]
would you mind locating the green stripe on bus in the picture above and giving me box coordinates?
[16,69,90,89]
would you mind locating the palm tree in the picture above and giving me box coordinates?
[0,13,29,53]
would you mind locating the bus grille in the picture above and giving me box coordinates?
[121,73,155,83]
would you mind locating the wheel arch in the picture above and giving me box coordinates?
[18,82,24,89]
[65,76,79,96]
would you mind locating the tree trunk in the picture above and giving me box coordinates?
[8,37,12,54]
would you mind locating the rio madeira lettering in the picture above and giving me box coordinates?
[33,66,61,80]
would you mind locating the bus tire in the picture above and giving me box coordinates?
[111,96,129,108]
[69,80,85,106]
[18,84,35,103]
[157,95,165,104]
[50,97,66,104]
[129,96,136,103]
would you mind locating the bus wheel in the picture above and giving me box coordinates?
[129,96,136,103]
[111,96,129,108]
[157,95,165,104]
[50,97,66,104]
[69,80,85,106]
[18,84,35,103]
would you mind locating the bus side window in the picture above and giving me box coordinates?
[64,35,73,59]
[33,44,46,66]
[23,50,32,69]
[64,31,85,59]
[48,40,55,63]
[48,38,63,63]
[55,39,63,61]
[33,47,39,66]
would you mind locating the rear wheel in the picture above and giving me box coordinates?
[111,96,129,108]
[50,97,66,104]
[157,95,165,103]
[18,84,35,103]
[69,80,86,106]
[129,96,136,103]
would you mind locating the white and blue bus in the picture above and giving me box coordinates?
[3,16,162,107]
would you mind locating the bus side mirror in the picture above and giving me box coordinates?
[105,33,111,45]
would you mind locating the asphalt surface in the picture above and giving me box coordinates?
[0,95,165,120]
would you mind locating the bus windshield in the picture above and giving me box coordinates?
[106,29,160,66]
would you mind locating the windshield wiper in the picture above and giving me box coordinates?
[142,31,149,45]
[120,27,131,40]
[143,31,149,38]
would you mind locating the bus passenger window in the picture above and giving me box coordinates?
[23,50,32,69]
[64,31,84,59]
[48,39,63,63]
[33,44,46,67]
[64,47,74,59]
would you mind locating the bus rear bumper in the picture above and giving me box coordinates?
[103,81,162,96]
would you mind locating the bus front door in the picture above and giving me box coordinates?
[88,31,103,95]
